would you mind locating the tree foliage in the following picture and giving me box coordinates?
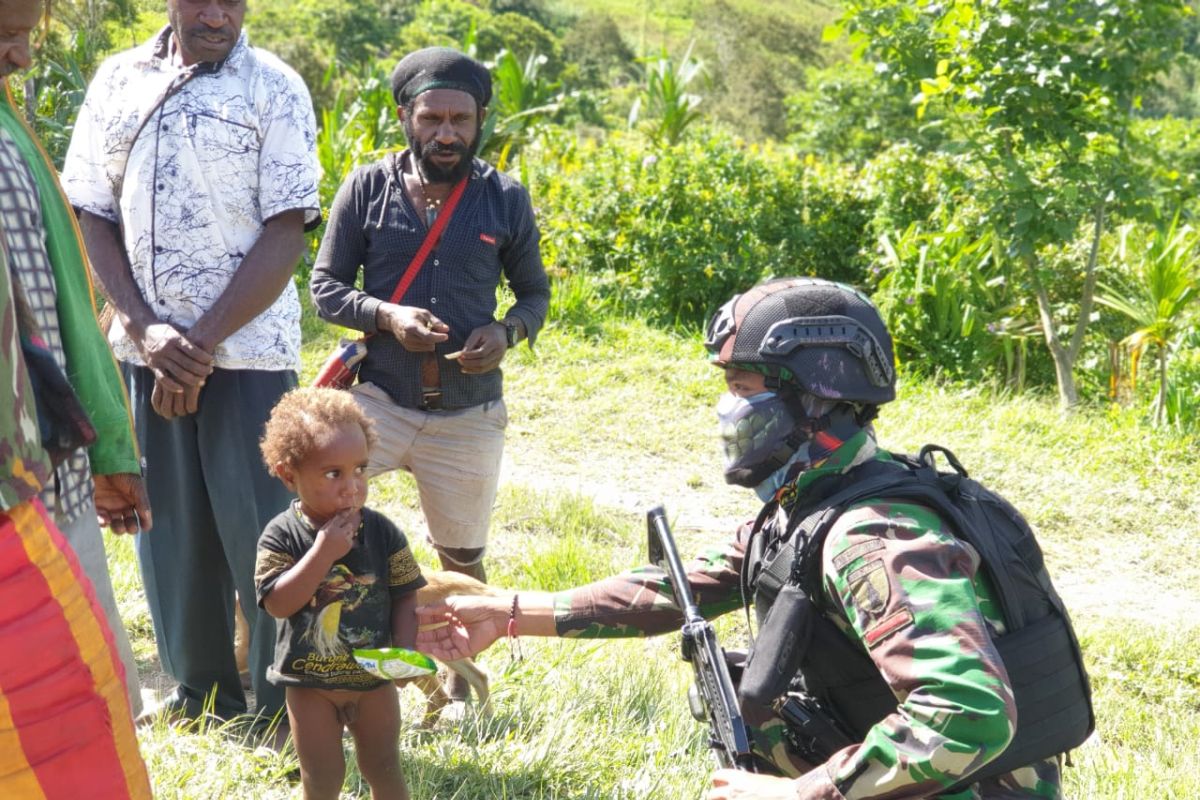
[838,0,1193,407]
[691,0,826,140]
[246,0,415,109]
[786,60,946,164]
[560,12,636,91]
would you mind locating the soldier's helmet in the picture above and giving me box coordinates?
[704,278,896,406]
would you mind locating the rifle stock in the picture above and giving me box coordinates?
[647,505,755,771]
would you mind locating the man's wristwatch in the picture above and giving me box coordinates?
[500,319,519,348]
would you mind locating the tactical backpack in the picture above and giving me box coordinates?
[739,445,1094,787]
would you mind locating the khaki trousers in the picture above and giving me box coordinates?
[351,382,507,552]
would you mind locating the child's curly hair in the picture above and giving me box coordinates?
[260,387,377,476]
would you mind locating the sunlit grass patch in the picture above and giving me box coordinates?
[1066,622,1200,799]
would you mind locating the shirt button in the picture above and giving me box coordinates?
[157,299,166,306]
[156,184,164,191]
[430,297,437,304]
[154,246,164,253]
[433,259,440,266]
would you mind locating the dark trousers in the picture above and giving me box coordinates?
[126,365,295,721]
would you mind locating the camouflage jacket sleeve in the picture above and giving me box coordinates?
[552,523,753,638]
[793,500,1017,800]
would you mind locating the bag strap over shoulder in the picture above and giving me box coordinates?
[385,173,468,305]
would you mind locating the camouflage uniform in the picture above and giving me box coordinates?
[553,430,1062,799]
[0,224,53,510]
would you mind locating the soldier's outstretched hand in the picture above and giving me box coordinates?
[415,596,508,660]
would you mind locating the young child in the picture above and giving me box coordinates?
[256,387,426,800]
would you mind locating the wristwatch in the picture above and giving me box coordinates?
[501,319,519,348]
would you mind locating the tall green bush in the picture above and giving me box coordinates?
[528,131,873,327]
[871,222,1037,385]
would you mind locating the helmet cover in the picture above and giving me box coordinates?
[705,278,896,405]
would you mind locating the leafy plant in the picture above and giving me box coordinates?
[873,222,1036,386]
[1097,216,1200,425]
[480,48,565,167]
[19,29,90,167]
[300,64,402,287]
[1162,329,1200,433]
[628,43,705,146]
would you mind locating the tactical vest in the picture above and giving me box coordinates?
[739,445,1094,787]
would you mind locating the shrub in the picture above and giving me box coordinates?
[870,222,1039,384]
[528,130,875,327]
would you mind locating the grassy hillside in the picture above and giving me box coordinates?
[548,0,840,54]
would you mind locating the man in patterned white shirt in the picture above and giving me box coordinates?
[62,0,320,728]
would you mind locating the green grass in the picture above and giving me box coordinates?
[107,309,1200,798]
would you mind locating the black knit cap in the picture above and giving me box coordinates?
[390,47,493,108]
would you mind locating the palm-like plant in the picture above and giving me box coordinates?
[628,43,705,146]
[1097,216,1200,425]
[314,64,398,201]
[480,49,564,169]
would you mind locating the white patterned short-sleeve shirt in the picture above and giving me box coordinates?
[61,27,320,371]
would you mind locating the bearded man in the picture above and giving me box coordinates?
[310,47,549,700]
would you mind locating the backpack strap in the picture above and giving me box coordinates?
[753,462,910,608]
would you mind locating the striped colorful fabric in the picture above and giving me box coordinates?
[0,499,150,799]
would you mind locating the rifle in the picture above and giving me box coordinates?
[647,505,756,771]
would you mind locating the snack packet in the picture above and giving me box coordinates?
[353,647,437,680]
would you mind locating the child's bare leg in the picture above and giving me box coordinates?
[348,683,408,800]
[287,687,348,800]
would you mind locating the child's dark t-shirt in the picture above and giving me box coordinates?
[254,504,427,689]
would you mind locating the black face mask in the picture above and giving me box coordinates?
[717,391,803,489]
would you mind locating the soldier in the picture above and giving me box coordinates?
[417,278,1066,799]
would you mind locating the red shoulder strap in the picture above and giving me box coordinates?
[387,175,469,305]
